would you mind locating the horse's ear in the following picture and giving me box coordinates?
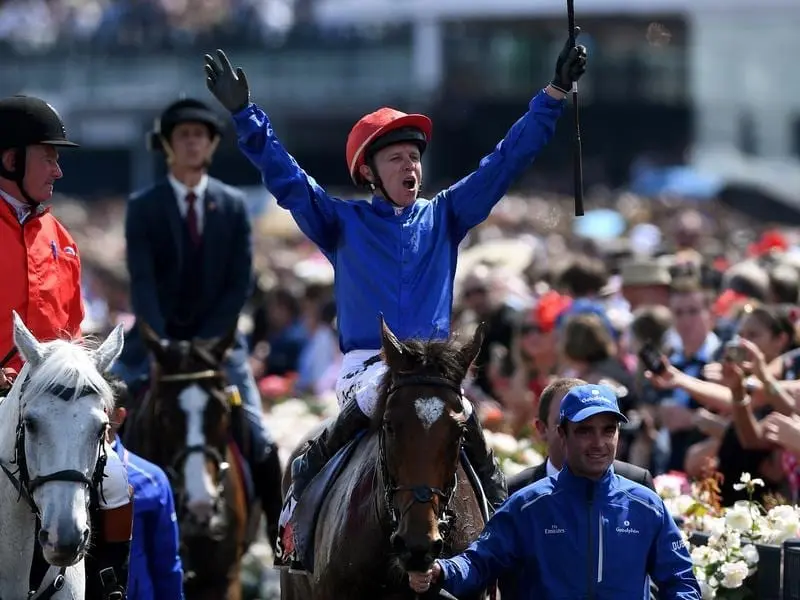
[209,325,238,362]
[379,315,406,370]
[93,324,125,373]
[459,321,487,373]
[139,321,161,349]
[139,320,167,361]
[12,311,45,367]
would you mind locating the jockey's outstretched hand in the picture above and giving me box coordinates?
[550,26,588,93]
[204,49,251,114]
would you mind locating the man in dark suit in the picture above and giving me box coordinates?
[112,98,283,551]
[508,377,655,494]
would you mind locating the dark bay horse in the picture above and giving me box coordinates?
[281,318,490,600]
[123,324,259,600]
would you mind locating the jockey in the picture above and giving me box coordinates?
[204,29,587,571]
[0,95,133,600]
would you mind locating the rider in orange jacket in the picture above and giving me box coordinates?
[0,95,133,600]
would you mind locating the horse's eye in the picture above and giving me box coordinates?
[23,419,36,434]
[384,421,394,435]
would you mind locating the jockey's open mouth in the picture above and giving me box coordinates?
[402,176,417,190]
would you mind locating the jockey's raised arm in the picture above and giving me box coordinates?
[232,104,341,253]
[437,85,565,240]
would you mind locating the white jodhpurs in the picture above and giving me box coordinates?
[334,350,472,419]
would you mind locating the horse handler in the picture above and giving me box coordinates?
[204,27,587,572]
[0,95,133,600]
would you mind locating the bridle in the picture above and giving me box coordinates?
[0,379,109,600]
[377,374,464,541]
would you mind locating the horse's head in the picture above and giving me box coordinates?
[141,322,236,532]
[376,316,485,572]
[10,311,122,566]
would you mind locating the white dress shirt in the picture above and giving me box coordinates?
[546,458,561,479]
[0,188,33,223]
[168,173,209,234]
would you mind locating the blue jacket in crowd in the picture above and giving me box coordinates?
[113,437,184,599]
[232,90,564,351]
[437,466,701,600]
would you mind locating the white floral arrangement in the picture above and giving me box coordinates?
[483,431,544,477]
[672,474,800,599]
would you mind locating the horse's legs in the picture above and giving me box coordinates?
[226,575,241,600]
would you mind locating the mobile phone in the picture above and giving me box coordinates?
[638,342,666,375]
[723,340,747,364]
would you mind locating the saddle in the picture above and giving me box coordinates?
[291,435,488,573]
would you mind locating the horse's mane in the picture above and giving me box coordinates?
[21,338,114,411]
[371,335,471,430]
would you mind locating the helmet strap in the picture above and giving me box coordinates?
[0,148,39,208]
[366,157,402,209]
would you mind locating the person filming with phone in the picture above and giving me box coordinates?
[640,279,720,474]
[646,302,798,503]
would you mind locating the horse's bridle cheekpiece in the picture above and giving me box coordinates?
[0,380,108,600]
[378,374,464,541]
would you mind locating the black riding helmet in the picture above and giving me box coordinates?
[0,95,78,206]
[147,98,223,152]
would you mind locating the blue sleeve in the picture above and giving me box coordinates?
[437,500,523,597]
[648,499,701,599]
[438,89,564,241]
[198,196,253,338]
[146,475,184,599]
[125,197,166,337]
[232,103,341,254]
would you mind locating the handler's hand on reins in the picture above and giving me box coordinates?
[204,49,250,114]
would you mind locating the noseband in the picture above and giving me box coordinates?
[378,375,464,538]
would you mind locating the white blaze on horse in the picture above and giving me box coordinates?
[0,311,123,600]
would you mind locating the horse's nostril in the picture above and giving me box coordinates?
[81,528,90,546]
[38,529,49,546]
[431,538,444,557]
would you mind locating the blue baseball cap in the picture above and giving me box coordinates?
[559,384,628,424]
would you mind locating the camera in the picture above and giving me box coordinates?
[638,342,666,375]
[723,340,748,364]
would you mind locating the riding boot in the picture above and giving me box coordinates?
[280,400,370,572]
[290,400,371,503]
[462,411,508,510]
[253,442,284,555]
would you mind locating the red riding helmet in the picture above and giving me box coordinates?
[345,107,432,186]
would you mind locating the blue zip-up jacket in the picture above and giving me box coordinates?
[232,90,564,352]
[437,466,701,600]
[113,438,184,600]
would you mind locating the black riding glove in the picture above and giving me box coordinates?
[204,49,251,114]
[550,27,588,94]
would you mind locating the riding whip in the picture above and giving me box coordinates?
[567,0,585,216]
